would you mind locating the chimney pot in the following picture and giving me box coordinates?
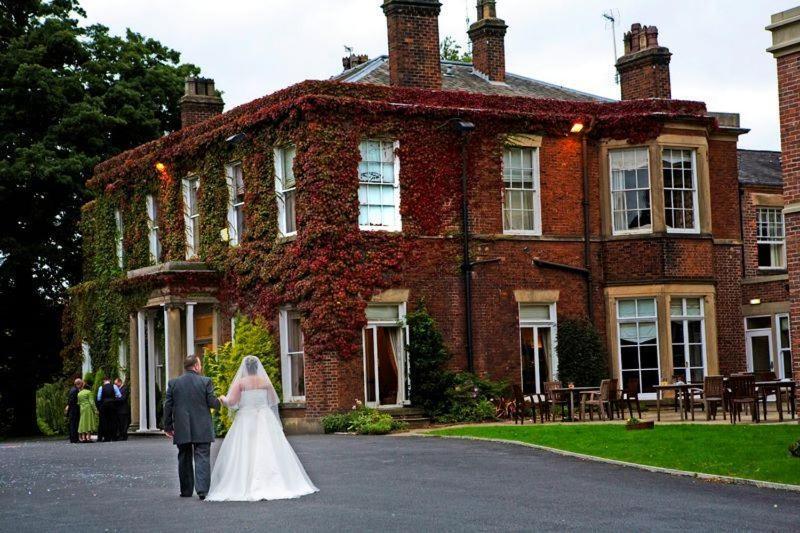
[616,23,672,100]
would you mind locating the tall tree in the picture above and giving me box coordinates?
[0,0,200,434]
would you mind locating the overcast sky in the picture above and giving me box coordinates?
[80,0,795,150]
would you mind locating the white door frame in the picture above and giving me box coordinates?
[745,327,775,373]
[362,303,408,408]
[517,304,557,395]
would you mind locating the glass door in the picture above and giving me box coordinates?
[777,314,792,380]
[746,329,774,373]
[520,326,554,394]
[363,319,407,407]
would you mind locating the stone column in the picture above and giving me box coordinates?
[167,305,183,380]
[128,314,140,431]
[186,302,195,357]
[767,7,800,399]
[136,310,147,431]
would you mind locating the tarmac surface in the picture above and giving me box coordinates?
[1,434,799,532]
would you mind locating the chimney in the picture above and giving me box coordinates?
[382,0,442,90]
[180,77,224,128]
[342,53,370,71]
[468,0,507,82]
[615,24,672,100]
[767,7,800,388]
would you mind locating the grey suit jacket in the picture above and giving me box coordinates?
[163,370,221,445]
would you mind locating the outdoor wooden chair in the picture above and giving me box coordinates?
[580,379,611,421]
[728,374,760,424]
[607,378,623,420]
[702,375,725,420]
[512,384,536,424]
[543,380,567,421]
[755,371,778,420]
[621,377,642,419]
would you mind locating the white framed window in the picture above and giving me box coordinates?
[776,314,792,380]
[662,148,699,233]
[225,162,245,246]
[182,177,200,259]
[669,297,706,384]
[274,147,297,236]
[610,148,652,235]
[145,194,161,264]
[617,298,659,397]
[518,303,557,394]
[358,140,401,232]
[114,208,124,268]
[757,207,786,269]
[279,309,305,402]
[502,147,542,235]
[363,303,409,406]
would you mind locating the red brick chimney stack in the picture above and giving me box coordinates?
[615,23,672,100]
[767,7,800,392]
[179,77,224,129]
[382,0,442,90]
[468,0,508,82]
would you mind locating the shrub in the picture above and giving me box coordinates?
[790,440,800,458]
[556,319,608,387]
[204,315,281,437]
[321,404,407,435]
[434,373,507,423]
[36,382,69,436]
[406,303,454,416]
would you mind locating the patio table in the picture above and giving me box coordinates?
[551,386,601,421]
[653,383,703,422]
[755,379,797,422]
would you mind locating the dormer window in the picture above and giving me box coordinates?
[358,140,401,232]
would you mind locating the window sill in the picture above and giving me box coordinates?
[280,401,306,409]
[276,234,297,244]
[359,226,402,233]
[605,232,713,241]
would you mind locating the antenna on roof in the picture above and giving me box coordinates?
[603,9,620,85]
[465,0,472,56]
[344,45,353,57]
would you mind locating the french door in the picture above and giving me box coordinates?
[363,325,408,407]
[746,328,774,373]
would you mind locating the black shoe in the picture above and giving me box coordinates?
[198,493,206,501]
[180,493,192,498]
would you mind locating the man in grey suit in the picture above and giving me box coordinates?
[163,355,221,500]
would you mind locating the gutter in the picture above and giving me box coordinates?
[581,119,597,323]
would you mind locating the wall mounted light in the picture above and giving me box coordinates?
[571,122,584,134]
[155,162,166,172]
[749,298,762,305]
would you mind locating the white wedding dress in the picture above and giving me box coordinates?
[206,357,318,502]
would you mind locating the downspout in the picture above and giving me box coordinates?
[457,122,476,373]
[581,119,597,324]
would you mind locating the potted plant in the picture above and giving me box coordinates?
[625,417,654,430]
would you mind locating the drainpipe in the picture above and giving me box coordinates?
[581,119,597,324]
[455,120,476,373]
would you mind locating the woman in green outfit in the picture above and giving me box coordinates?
[77,379,98,442]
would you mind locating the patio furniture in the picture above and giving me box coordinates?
[702,375,725,420]
[654,382,699,421]
[580,379,612,421]
[621,377,642,419]
[607,378,623,420]
[511,384,536,424]
[754,371,778,420]
[543,381,567,421]
[728,374,759,424]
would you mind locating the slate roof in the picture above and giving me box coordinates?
[738,149,782,187]
[334,56,611,102]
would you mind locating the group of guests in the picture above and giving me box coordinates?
[66,376,131,443]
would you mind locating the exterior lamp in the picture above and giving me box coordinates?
[155,162,166,172]
[571,122,584,134]
[749,298,762,305]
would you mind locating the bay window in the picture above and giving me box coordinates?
[669,297,706,383]
[274,147,297,236]
[757,207,785,269]
[502,146,541,234]
[662,148,699,233]
[617,298,659,395]
[610,148,651,234]
[358,140,401,231]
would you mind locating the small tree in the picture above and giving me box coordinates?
[440,36,472,62]
[204,315,281,436]
[406,303,453,415]
[556,319,608,387]
[36,382,69,436]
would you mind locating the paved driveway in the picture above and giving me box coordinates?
[1,435,798,532]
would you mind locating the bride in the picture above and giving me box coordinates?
[206,355,318,501]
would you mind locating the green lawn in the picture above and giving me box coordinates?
[430,424,800,485]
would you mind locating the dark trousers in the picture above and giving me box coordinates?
[98,402,118,441]
[177,442,211,496]
[117,410,130,440]
[68,410,80,443]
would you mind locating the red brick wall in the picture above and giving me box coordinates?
[470,23,506,82]
[180,100,224,129]
[617,50,672,100]
[715,245,745,374]
[742,279,789,305]
[709,139,742,241]
[775,50,800,393]
[383,0,442,90]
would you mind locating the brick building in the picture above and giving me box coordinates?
[78,0,761,432]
